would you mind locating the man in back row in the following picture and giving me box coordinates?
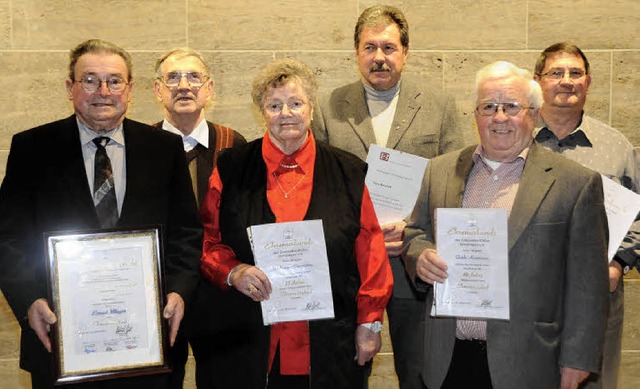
[533,42,640,388]
[153,47,246,388]
[312,6,463,387]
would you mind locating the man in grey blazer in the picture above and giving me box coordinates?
[312,6,463,387]
[402,61,609,388]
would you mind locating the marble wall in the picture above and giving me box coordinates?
[0,1,639,387]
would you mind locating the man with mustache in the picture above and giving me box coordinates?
[312,5,463,388]
[153,47,246,388]
[0,39,202,389]
[533,42,640,389]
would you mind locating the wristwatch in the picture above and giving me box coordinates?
[612,256,631,275]
[361,321,383,333]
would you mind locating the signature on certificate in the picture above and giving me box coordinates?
[479,300,494,309]
[115,322,133,336]
[304,300,322,311]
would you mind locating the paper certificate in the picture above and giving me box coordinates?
[432,208,510,320]
[601,174,640,262]
[247,220,335,325]
[365,144,429,225]
[46,228,167,384]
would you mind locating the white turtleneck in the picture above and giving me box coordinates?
[363,80,401,147]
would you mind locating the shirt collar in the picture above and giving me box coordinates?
[77,117,124,147]
[161,118,209,150]
[534,111,592,148]
[472,144,530,167]
[262,130,315,175]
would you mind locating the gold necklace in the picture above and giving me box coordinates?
[273,171,306,199]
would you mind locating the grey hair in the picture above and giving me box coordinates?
[474,61,543,109]
[69,39,132,81]
[251,58,318,113]
[154,47,211,79]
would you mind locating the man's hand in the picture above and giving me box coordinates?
[415,249,447,285]
[163,292,185,347]
[609,261,623,292]
[560,367,590,389]
[355,325,382,366]
[230,264,272,302]
[382,221,406,257]
[27,299,57,352]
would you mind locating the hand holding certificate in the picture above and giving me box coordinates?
[365,145,429,225]
[247,220,335,325]
[432,208,510,320]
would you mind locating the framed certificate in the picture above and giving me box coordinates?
[45,227,170,384]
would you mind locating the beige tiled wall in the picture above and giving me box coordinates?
[1,1,639,388]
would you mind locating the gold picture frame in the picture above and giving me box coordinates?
[45,227,170,384]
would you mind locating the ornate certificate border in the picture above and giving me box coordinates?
[45,227,169,384]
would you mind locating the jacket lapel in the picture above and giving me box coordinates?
[508,143,556,250]
[344,82,377,151]
[444,146,475,208]
[58,115,101,224]
[119,119,142,224]
[386,81,420,150]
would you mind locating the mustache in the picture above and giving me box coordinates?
[369,63,391,72]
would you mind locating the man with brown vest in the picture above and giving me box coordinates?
[153,47,246,388]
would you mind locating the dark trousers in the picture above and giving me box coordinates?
[441,339,492,389]
[168,328,189,389]
[31,372,170,389]
[267,346,309,389]
[387,294,426,389]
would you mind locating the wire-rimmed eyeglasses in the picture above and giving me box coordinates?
[476,102,534,117]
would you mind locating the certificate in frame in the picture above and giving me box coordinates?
[45,227,169,384]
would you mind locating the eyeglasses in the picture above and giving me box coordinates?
[476,102,533,117]
[76,75,129,93]
[264,99,308,114]
[540,68,586,80]
[159,71,208,88]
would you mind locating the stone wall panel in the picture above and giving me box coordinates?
[612,51,640,144]
[11,0,187,50]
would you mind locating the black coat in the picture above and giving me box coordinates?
[212,138,367,389]
[0,115,203,376]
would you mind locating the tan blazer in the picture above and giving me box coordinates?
[312,76,464,298]
[312,76,463,161]
[403,143,609,388]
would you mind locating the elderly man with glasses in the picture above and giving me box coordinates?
[533,42,640,389]
[153,48,246,389]
[0,39,202,389]
[402,61,609,389]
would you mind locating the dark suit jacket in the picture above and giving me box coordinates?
[312,76,464,298]
[403,143,609,388]
[0,115,202,374]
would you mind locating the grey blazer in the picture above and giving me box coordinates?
[312,76,463,298]
[312,76,463,161]
[403,143,609,388]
